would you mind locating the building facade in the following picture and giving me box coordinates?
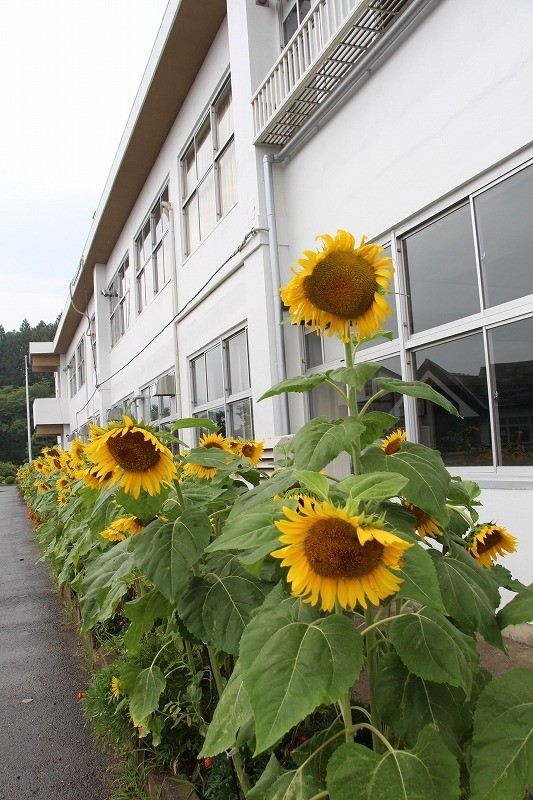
[30,0,533,589]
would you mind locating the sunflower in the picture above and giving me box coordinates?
[101,515,144,543]
[403,501,442,540]
[271,496,412,612]
[69,438,86,468]
[381,429,407,455]
[183,433,233,480]
[58,492,69,507]
[85,416,177,498]
[468,523,518,568]
[280,230,394,342]
[34,480,49,493]
[240,440,264,465]
[111,676,121,699]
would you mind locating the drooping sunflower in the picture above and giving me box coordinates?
[69,438,86,469]
[381,429,407,455]
[468,523,518,568]
[85,416,177,498]
[271,496,412,612]
[34,480,50,493]
[240,440,264,466]
[183,433,233,480]
[403,501,442,540]
[58,492,69,507]
[280,230,394,342]
[100,515,144,543]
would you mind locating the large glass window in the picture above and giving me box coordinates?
[403,205,480,333]
[181,81,236,256]
[68,355,76,398]
[413,335,492,467]
[134,185,170,313]
[191,329,252,440]
[139,378,176,428]
[109,255,130,347]
[475,164,533,308]
[76,337,85,388]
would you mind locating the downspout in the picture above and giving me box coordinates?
[162,201,183,420]
[263,152,290,435]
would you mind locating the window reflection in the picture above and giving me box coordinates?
[490,317,533,466]
[414,334,492,466]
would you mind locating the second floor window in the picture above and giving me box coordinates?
[181,81,237,256]
[68,355,76,397]
[135,186,170,313]
[76,337,85,388]
[109,255,130,346]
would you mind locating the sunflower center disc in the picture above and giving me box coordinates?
[303,252,378,320]
[107,430,161,472]
[304,519,384,579]
[476,529,502,555]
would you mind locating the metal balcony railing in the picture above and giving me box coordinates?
[252,0,413,147]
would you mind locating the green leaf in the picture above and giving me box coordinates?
[240,601,364,753]
[79,538,135,630]
[292,416,365,472]
[266,772,324,800]
[128,665,166,727]
[327,726,460,800]
[184,447,235,467]
[497,584,533,629]
[389,608,478,696]
[430,544,504,650]
[489,565,528,594]
[329,362,380,390]
[248,756,287,800]
[207,502,284,553]
[178,557,270,655]
[178,481,228,510]
[229,469,297,518]
[293,470,330,500]
[360,411,399,450]
[336,471,408,502]
[396,543,447,613]
[200,662,253,757]
[376,652,472,753]
[259,372,331,401]
[131,509,212,602]
[123,589,173,653]
[375,377,461,417]
[361,442,450,524]
[470,669,533,800]
[114,486,169,522]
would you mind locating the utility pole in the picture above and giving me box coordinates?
[24,355,32,462]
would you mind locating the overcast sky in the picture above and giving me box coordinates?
[0,0,169,333]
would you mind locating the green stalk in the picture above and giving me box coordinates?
[338,691,353,743]
[364,604,382,754]
[343,339,362,475]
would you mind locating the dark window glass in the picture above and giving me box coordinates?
[475,164,533,307]
[414,334,492,466]
[304,330,323,369]
[356,356,405,430]
[227,332,250,394]
[228,398,253,439]
[490,317,533,466]
[191,356,207,406]
[206,345,223,401]
[404,205,480,333]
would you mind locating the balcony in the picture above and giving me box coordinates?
[29,341,59,373]
[252,0,415,147]
[33,397,69,437]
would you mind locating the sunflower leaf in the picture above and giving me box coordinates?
[115,486,169,522]
[359,411,399,450]
[206,502,285,553]
[259,373,332,401]
[128,665,166,727]
[265,772,324,800]
[375,651,473,754]
[184,447,236,467]
[169,417,219,432]
[229,469,297,518]
[178,555,271,654]
[497,584,533,629]
[123,589,173,653]
[389,608,478,696]
[79,538,136,631]
[200,662,253,757]
[429,543,504,650]
[469,669,533,800]
[361,442,450,524]
[130,510,212,602]
[240,600,364,754]
[375,377,461,417]
[326,726,460,800]
[329,362,380,390]
[293,470,331,500]
[396,542,447,613]
[336,471,408,502]
[292,416,365,472]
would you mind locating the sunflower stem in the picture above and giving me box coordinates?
[364,604,383,754]
[343,340,362,475]
[338,691,353,743]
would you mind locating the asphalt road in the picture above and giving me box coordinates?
[0,485,114,800]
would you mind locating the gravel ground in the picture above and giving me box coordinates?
[0,486,114,800]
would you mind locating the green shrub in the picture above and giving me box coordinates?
[0,462,17,479]
[4,476,15,485]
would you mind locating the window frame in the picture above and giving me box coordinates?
[67,355,77,398]
[180,78,236,258]
[76,336,85,389]
[109,253,131,346]
[134,183,170,314]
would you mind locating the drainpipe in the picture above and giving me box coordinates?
[162,201,183,420]
[263,153,290,436]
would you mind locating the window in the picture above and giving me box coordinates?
[76,337,85,388]
[139,376,176,428]
[280,0,315,45]
[109,255,130,346]
[181,81,236,256]
[68,355,76,397]
[398,160,533,470]
[134,186,170,312]
[190,330,252,439]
